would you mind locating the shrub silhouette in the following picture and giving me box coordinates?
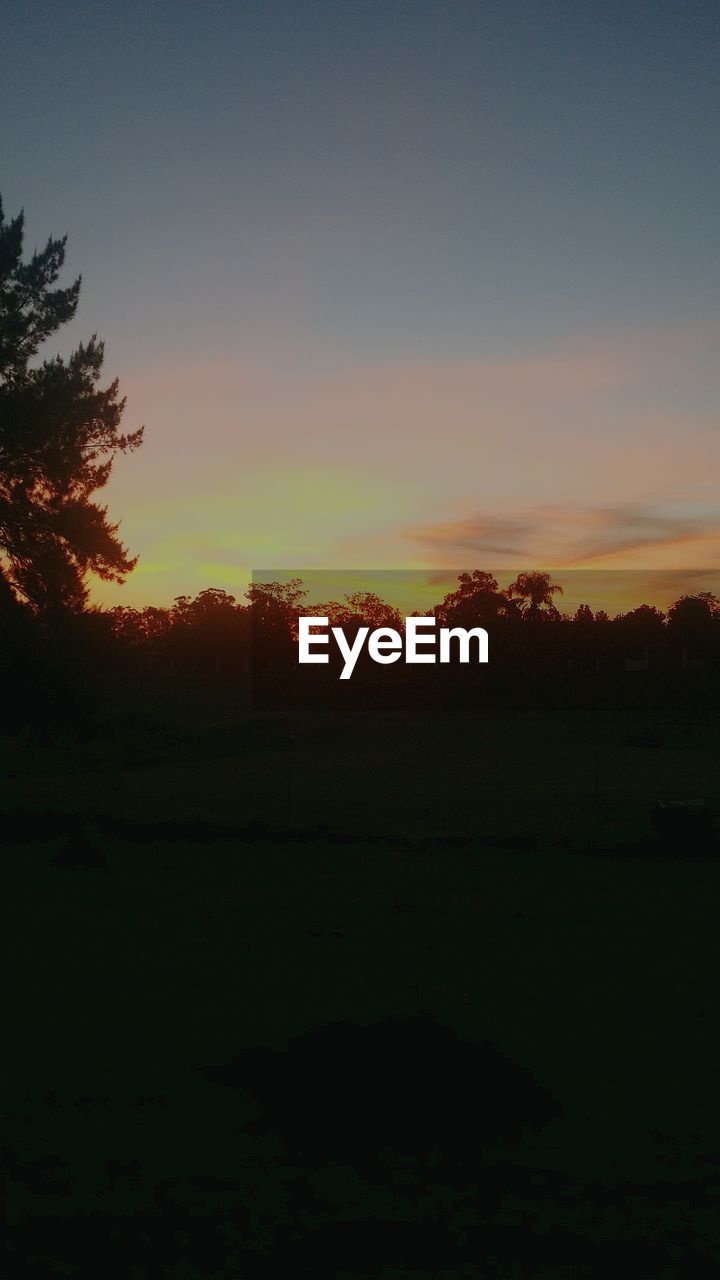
[199,1013,559,1175]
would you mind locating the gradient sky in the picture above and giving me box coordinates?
[2,0,718,609]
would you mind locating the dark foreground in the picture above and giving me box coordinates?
[4,693,720,1277]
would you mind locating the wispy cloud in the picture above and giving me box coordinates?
[408,502,720,569]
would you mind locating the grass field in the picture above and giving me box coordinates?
[4,691,720,1276]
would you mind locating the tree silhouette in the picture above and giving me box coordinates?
[615,603,665,650]
[168,588,247,674]
[667,593,719,652]
[436,570,517,628]
[0,196,143,611]
[344,590,403,631]
[573,603,594,624]
[247,578,306,677]
[507,570,563,621]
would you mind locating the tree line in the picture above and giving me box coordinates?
[99,572,720,676]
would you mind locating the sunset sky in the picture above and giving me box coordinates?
[2,0,718,611]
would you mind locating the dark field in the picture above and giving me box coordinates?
[4,686,720,1277]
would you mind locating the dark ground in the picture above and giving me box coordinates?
[4,681,720,1277]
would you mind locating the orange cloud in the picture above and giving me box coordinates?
[407,502,720,570]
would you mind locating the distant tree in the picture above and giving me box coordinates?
[573,603,594,624]
[344,591,403,631]
[246,578,307,633]
[303,599,358,629]
[107,604,144,646]
[698,591,720,616]
[667,593,719,654]
[246,578,306,674]
[435,570,515,628]
[453,570,500,597]
[506,571,563,621]
[614,603,665,651]
[168,588,246,673]
[115,603,172,639]
[0,196,143,611]
[138,605,173,643]
[171,587,238,625]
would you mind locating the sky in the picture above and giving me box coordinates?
[2,0,719,611]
